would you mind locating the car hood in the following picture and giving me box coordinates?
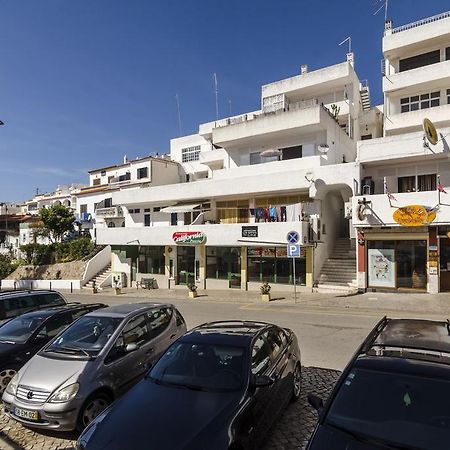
[18,354,88,392]
[80,379,242,450]
[308,424,387,450]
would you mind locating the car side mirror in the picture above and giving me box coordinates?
[254,374,275,388]
[125,343,139,353]
[35,333,47,341]
[308,393,324,413]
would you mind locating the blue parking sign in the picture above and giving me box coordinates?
[287,231,299,244]
[287,244,301,258]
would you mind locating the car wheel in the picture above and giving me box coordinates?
[291,364,301,402]
[77,393,111,431]
[0,368,17,395]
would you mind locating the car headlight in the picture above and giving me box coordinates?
[5,373,19,396]
[48,383,80,403]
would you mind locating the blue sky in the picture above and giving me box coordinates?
[0,0,448,201]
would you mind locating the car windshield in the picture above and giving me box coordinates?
[0,313,47,344]
[325,367,450,450]
[45,316,122,357]
[148,342,246,392]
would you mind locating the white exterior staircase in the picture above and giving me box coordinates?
[84,263,111,289]
[316,238,357,293]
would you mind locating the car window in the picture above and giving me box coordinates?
[278,328,288,347]
[266,328,284,362]
[3,296,36,318]
[71,307,92,321]
[175,309,185,327]
[37,312,73,339]
[251,331,271,375]
[0,313,47,344]
[104,333,126,365]
[123,314,151,345]
[38,293,65,307]
[147,308,172,339]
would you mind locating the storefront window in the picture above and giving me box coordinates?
[367,240,426,290]
[247,247,306,285]
[138,246,165,275]
[206,247,241,287]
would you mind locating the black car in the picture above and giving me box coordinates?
[307,317,450,450]
[0,290,68,324]
[0,302,106,394]
[77,320,302,450]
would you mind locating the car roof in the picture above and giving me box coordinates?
[358,317,450,367]
[87,302,173,318]
[0,289,62,298]
[181,320,271,346]
[4,303,106,320]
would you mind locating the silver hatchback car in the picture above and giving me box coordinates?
[2,302,187,431]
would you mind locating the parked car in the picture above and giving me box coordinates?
[76,320,301,450]
[0,303,107,394]
[0,290,68,324]
[2,302,186,431]
[306,317,450,450]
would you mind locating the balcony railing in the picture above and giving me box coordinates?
[95,206,124,218]
[392,10,450,34]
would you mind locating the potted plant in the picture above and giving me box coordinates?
[92,280,98,294]
[260,281,271,302]
[187,283,198,299]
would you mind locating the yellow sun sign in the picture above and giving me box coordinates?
[393,205,436,227]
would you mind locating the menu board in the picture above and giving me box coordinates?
[368,248,395,288]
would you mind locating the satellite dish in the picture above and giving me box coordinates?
[317,144,329,154]
[423,118,438,146]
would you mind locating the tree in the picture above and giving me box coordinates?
[0,254,17,279]
[32,204,75,244]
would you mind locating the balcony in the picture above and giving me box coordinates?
[384,105,450,135]
[357,126,450,164]
[95,206,124,218]
[211,102,326,148]
[199,148,228,169]
[352,190,449,227]
[97,221,309,247]
[383,60,450,94]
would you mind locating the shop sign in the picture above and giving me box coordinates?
[172,231,206,245]
[393,205,436,227]
[241,226,258,238]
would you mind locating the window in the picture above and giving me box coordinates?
[216,200,249,224]
[206,247,241,281]
[118,172,131,182]
[144,213,151,227]
[170,212,178,226]
[37,313,72,339]
[101,170,106,176]
[447,89,450,104]
[3,296,37,318]
[181,145,201,163]
[398,176,416,193]
[104,198,112,208]
[153,207,161,212]
[80,204,88,214]
[401,92,440,113]
[129,208,141,214]
[281,145,302,160]
[147,308,172,339]
[418,174,437,191]
[38,293,65,307]
[144,208,151,212]
[138,246,165,274]
[93,179,101,186]
[137,167,148,179]
[399,49,440,72]
[122,314,150,346]
[251,332,271,375]
[266,328,284,362]
[446,47,450,61]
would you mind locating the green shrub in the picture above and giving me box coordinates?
[0,254,19,279]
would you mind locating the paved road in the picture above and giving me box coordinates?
[1,292,379,449]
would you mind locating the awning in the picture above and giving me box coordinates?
[160,203,201,214]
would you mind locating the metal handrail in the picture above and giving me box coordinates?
[392,10,450,34]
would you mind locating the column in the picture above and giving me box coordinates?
[241,246,247,290]
[305,246,313,288]
[428,228,439,294]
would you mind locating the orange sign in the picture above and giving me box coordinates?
[393,205,436,227]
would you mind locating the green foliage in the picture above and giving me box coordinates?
[0,254,19,279]
[260,281,271,295]
[33,204,75,243]
[20,243,54,265]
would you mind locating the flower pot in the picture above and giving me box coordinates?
[188,291,198,299]
[261,293,271,302]
[114,288,122,295]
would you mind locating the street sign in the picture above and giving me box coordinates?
[287,230,299,244]
[287,244,301,258]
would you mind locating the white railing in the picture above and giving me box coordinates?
[95,206,124,218]
[392,10,450,34]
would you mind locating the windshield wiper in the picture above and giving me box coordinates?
[46,346,90,357]
[327,423,421,450]
[0,339,16,344]
[147,377,207,391]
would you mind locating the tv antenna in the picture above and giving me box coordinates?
[374,0,389,21]
[339,36,352,54]
[175,93,182,136]
[213,73,219,120]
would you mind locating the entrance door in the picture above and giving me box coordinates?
[440,238,450,292]
[177,247,195,285]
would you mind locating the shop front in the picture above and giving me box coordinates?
[206,247,241,288]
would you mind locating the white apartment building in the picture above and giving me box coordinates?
[95,56,377,291]
[353,11,450,293]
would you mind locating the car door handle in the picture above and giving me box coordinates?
[170,333,177,339]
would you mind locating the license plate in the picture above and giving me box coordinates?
[13,407,40,421]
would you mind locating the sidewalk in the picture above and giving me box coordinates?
[66,287,450,317]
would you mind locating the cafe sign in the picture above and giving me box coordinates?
[172,231,206,245]
[393,205,436,227]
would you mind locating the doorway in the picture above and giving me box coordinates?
[440,237,450,292]
[177,247,195,285]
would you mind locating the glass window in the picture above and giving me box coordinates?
[281,145,302,160]
[401,92,440,113]
[144,213,151,227]
[170,213,177,226]
[447,89,450,104]
[0,312,47,343]
[137,167,148,179]
[206,247,241,280]
[38,293,65,307]
[149,342,245,391]
[251,332,271,375]
[399,49,440,72]
[398,176,416,193]
[325,368,450,450]
[122,314,150,346]
[3,296,36,318]
[37,313,73,339]
[446,47,450,61]
[181,145,201,163]
[80,204,88,214]
[147,308,172,339]
[418,174,437,191]
[266,328,284,362]
[397,240,427,289]
[138,246,165,274]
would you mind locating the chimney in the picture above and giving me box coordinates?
[300,64,308,75]
[346,52,354,66]
[123,154,128,164]
[384,19,393,36]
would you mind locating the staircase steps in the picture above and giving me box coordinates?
[84,264,111,289]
